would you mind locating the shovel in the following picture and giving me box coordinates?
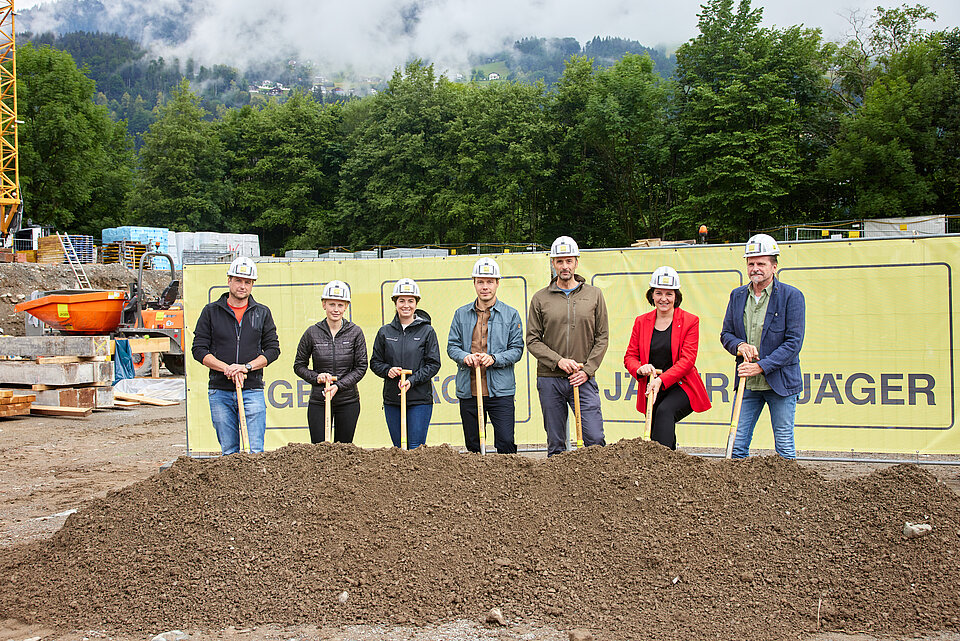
[236,379,249,454]
[475,364,486,455]
[643,368,663,441]
[725,369,746,459]
[571,362,586,449]
[324,376,338,443]
[399,369,413,449]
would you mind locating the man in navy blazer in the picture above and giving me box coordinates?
[720,234,805,458]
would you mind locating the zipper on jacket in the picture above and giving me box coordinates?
[235,312,243,364]
[330,323,338,380]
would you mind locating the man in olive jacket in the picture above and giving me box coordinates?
[526,236,609,456]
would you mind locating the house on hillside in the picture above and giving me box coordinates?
[488,72,501,81]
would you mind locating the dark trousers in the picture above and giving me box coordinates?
[458,395,517,454]
[649,384,692,450]
[537,377,605,456]
[307,400,361,444]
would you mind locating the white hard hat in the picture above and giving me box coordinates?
[227,257,258,280]
[549,236,580,258]
[649,266,681,290]
[743,234,781,258]
[472,257,501,279]
[321,280,351,302]
[391,277,421,299]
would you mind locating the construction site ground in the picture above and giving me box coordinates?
[0,401,959,641]
[1,262,959,641]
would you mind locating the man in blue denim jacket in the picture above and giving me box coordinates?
[447,257,525,453]
[720,234,805,458]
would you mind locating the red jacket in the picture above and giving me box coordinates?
[622,307,712,415]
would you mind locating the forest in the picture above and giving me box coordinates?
[14,0,960,254]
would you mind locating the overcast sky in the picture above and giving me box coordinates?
[15,0,960,74]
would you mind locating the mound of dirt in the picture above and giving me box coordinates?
[0,263,180,335]
[1,440,958,641]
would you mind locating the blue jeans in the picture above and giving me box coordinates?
[733,388,798,459]
[208,388,266,455]
[537,377,605,456]
[384,403,432,449]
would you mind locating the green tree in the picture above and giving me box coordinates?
[218,92,343,253]
[581,53,674,242]
[336,61,461,246]
[670,0,833,238]
[17,43,134,235]
[128,79,229,230]
[820,30,960,218]
[441,80,553,243]
[546,55,608,245]
[831,4,938,110]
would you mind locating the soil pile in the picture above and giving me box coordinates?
[1,440,958,641]
[0,263,180,335]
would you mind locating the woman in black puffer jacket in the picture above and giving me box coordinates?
[293,280,368,443]
[369,277,441,449]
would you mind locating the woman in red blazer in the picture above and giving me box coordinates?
[623,266,711,449]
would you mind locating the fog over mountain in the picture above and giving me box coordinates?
[16,0,960,76]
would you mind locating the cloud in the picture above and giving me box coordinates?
[162,0,705,77]
[19,0,960,78]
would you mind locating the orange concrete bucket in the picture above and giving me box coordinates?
[15,291,127,334]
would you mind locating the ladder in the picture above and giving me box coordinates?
[57,232,91,289]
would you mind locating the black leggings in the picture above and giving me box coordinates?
[307,400,361,444]
[649,384,693,450]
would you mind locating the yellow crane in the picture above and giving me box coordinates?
[0,0,20,244]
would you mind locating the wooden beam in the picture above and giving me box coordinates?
[0,393,36,404]
[29,405,93,417]
[113,391,179,407]
[35,355,110,365]
[115,337,171,354]
[114,399,139,407]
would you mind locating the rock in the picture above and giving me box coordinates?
[494,556,512,566]
[485,607,507,625]
[568,630,594,641]
[338,590,349,604]
[544,605,563,617]
[903,522,932,538]
[740,571,755,582]
[151,631,189,641]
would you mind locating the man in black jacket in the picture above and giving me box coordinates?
[192,257,281,454]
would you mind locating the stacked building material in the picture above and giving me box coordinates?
[101,241,148,269]
[0,336,115,410]
[0,389,35,417]
[37,235,96,264]
[102,227,169,269]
